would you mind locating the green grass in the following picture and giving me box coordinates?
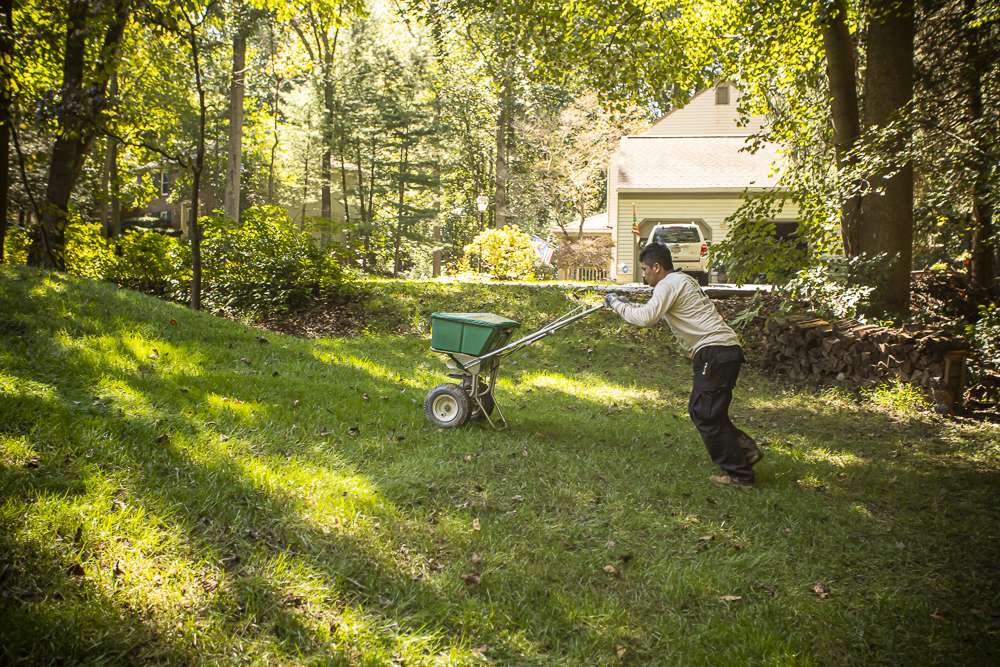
[2,265,998,666]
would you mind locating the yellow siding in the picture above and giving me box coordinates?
[642,86,764,137]
[614,194,799,283]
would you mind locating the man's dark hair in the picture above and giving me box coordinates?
[639,242,674,271]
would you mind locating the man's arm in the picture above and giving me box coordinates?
[609,280,678,327]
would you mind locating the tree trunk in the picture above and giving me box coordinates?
[393,141,407,277]
[0,0,11,263]
[189,15,208,311]
[29,0,129,269]
[0,0,11,262]
[821,0,863,256]
[965,0,995,294]
[100,72,120,238]
[224,30,246,222]
[321,67,334,222]
[861,0,914,318]
[493,78,510,228]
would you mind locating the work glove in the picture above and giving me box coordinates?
[604,293,624,309]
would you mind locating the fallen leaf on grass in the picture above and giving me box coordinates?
[169,319,177,326]
[603,564,619,576]
[811,582,831,599]
[67,563,85,577]
[616,645,627,658]
[464,454,474,462]
[25,457,40,469]
[472,518,481,531]
[112,560,124,578]
[461,573,481,586]
[348,426,359,436]
[470,552,483,565]
[471,644,489,657]
[719,595,742,602]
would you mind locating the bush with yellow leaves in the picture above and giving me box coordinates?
[462,226,537,281]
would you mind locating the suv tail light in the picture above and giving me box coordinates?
[700,242,709,257]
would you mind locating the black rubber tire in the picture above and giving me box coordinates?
[423,383,471,428]
[471,391,495,419]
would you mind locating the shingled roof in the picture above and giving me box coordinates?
[613,135,784,191]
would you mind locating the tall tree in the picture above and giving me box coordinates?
[224,13,248,221]
[861,0,915,317]
[820,0,862,257]
[28,0,132,269]
[0,0,11,262]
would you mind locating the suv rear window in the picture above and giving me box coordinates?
[652,227,700,244]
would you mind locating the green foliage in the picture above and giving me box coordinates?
[196,206,352,316]
[2,226,32,265]
[64,223,182,296]
[862,379,931,415]
[65,223,115,280]
[783,254,890,321]
[710,197,811,284]
[462,225,537,280]
[109,229,184,296]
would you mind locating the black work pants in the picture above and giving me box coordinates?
[688,345,754,481]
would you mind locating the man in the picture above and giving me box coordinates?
[605,242,762,487]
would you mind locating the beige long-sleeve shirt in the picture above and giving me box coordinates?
[611,272,740,357]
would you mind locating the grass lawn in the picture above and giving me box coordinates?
[2,266,998,665]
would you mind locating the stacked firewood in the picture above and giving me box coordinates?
[763,314,968,408]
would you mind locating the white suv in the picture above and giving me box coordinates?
[646,223,710,285]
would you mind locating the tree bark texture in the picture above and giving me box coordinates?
[29,0,129,269]
[0,0,11,262]
[224,30,246,222]
[861,0,914,318]
[100,72,120,237]
[393,141,408,277]
[965,0,995,294]
[321,69,334,222]
[493,78,510,228]
[821,0,863,256]
[188,14,208,311]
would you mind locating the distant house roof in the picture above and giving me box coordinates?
[613,135,784,191]
[550,211,613,235]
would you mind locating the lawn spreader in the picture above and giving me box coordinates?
[423,299,604,430]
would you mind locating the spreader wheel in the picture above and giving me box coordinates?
[471,391,495,419]
[424,383,471,428]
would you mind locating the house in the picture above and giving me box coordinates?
[607,83,798,283]
[548,211,614,281]
[128,162,356,246]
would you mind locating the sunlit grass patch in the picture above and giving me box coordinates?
[863,378,933,415]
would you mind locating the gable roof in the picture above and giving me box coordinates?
[613,135,784,191]
[642,84,765,137]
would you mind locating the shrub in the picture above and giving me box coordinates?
[2,225,31,264]
[462,226,537,281]
[65,223,115,280]
[109,229,183,296]
[196,205,350,315]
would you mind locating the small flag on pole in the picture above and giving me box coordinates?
[530,235,555,265]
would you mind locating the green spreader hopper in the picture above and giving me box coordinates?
[430,312,520,356]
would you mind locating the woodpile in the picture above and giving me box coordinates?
[763,314,969,410]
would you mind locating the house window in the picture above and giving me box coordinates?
[715,85,730,105]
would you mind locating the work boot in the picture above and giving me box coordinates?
[738,432,763,466]
[709,474,754,488]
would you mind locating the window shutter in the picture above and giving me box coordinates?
[715,85,730,105]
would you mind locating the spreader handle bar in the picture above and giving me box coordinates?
[460,303,604,371]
